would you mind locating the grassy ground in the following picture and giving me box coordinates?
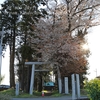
[0,88,15,96]
[0,88,14,100]
[0,88,88,98]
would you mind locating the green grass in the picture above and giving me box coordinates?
[15,93,38,98]
[0,88,15,96]
[33,91,42,96]
[0,93,11,100]
[51,93,65,97]
[0,88,14,100]
[0,88,88,98]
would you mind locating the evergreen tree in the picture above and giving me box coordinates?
[1,0,47,89]
[1,0,21,87]
[15,0,47,92]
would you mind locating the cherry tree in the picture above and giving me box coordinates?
[31,19,89,76]
[30,0,100,75]
[47,0,100,34]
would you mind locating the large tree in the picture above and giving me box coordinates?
[1,0,47,88]
[15,0,47,92]
[31,0,100,74]
[44,0,100,36]
[32,19,89,75]
[29,0,100,92]
[1,0,21,87]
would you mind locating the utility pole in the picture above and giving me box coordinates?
[96,69,97,77]
[0,28,4,80]
[94,69,97,77]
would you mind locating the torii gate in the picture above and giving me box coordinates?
[25,62,49,95]
[25,62,80,99]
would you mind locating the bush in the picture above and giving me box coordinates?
[0,93,11,100]
[85,79,100,100]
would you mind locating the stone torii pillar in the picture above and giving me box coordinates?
[25,62,47,95]
[71,74,80,100]
[76,74,80,98]
[72,74,76,100]
[64,77,69,94]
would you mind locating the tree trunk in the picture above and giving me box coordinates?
[9,29,15,88]
[62,77,65,93]
[9,18,16,87]
[21,62,24,91]
[9,45,15,88]
[26,66,31,93]
[38,74,42,92]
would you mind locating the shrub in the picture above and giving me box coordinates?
[85,79,100,100]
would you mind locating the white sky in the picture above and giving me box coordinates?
[0,0,100,85]
[1,46,10,85]
[0,0,9,85]
[87,25,100,80]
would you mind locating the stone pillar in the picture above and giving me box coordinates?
[71,74,76,100]
[15,82,19,96]
[0,44,2,80]
[64,77,69,94]
[76,74,80,98]
[58,78,62,93]
[0,28,4,80]
[57,66,62,93]
[30,64,35,95]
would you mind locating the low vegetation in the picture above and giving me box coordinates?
[0,89,70,98]
[0,88,15,96]
[0,88,14,100]
[0,87,89,99]
[0,93,11,100]
[85,79,100,100]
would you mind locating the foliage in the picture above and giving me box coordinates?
[85,79,100,100]
[14,0,47,92]
[19,45,34,60]
[80,89,88,96]
[29,0,100,77]
[33,18,90,76]
[1,0,47,90]
[1,0,22,87]
[0,75,5,83]
[46,0,100,34]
